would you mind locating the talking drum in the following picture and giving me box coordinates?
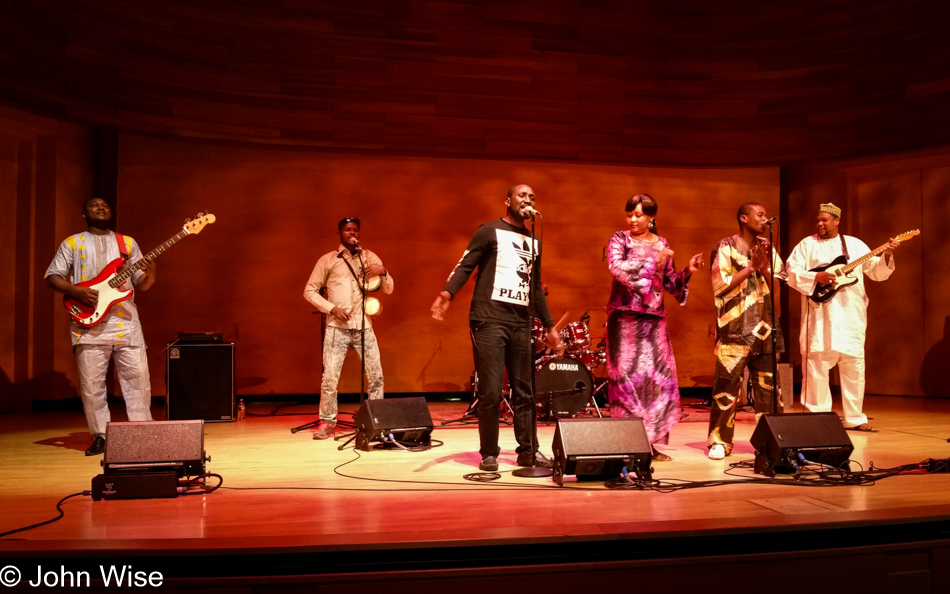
[364,296,382,316]
[535,355,593,419]
[363,274,382,292]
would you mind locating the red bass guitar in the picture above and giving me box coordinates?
[63,213,215,327]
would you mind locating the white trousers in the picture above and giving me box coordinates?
[75,344,153,436]
[802,350,868,427]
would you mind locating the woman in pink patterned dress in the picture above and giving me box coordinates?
[606,194,703,461]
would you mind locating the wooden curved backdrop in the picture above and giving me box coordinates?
[114,134,777,397]
[2,1,950,166]
[3,1,950,410]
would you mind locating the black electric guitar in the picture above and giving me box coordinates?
[807,229,918,309]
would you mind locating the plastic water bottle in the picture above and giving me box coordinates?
[237,399,246,421]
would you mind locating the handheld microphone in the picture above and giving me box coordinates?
[350,238,361,249]
[523,206,542,217]
[764,216,777,225]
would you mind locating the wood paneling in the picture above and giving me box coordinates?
[784,145,950,397]
[117,133,777,396]
[1,1,950,165]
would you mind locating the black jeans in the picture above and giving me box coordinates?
[470,320,537,459]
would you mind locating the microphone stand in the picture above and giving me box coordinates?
[512,212,553,479]
[766,220,779,415]
[335,242,367,450]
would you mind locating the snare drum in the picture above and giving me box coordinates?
[561,321,591,353]
[535,355,593,419]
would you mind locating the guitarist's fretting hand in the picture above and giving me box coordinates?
[883,238,902,257]
[134,256,157,291]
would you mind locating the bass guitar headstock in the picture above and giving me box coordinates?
[183,212,216,235]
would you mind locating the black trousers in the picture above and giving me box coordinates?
[470,320,537,459]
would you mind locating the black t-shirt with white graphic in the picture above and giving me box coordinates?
[443,219,555,328]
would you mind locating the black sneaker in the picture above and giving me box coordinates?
[479,456,498,471]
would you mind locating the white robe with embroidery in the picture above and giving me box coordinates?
[786,234,895,357]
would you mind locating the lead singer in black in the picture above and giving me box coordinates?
[431,184,563,472]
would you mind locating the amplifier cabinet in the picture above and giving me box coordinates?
[165,342,235,422]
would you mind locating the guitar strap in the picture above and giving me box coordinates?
[114,232,130,261]
[839,233,849,261]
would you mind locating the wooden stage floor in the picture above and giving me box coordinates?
[2,395,950,591]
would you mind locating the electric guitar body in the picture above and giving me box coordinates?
[63,259,135,327]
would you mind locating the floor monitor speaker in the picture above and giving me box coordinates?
[750,412,854,477]
[551,417,652,486]
[353,397,433,451]
[103,419,206,477]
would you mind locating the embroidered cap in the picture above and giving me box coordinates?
[818,203,841,218]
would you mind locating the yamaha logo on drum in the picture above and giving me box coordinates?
[548,361,579,372]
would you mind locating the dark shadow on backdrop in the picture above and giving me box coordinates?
[920,316,950,397]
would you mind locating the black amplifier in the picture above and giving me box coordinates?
[91,472,179,501]
[177,332,223,343]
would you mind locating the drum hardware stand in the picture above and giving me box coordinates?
[441,377,514,426]
[585,378,606,418]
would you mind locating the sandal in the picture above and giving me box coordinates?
[846,423,878,433]
[651,448,672,462]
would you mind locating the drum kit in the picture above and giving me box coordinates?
[534,312,608,420]
[464,312,609,423]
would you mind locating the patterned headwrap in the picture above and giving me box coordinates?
[818,203,841,218]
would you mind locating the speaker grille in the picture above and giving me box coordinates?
[104,420,205,476]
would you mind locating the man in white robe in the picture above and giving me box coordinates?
[786,203,899,431]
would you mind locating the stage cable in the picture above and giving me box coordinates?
[0,491,87,539]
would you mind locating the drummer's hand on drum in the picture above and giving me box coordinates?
[365,264,387,277]
[330,307,351,323]
[545,327,566,356]
[430,291,451,321]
